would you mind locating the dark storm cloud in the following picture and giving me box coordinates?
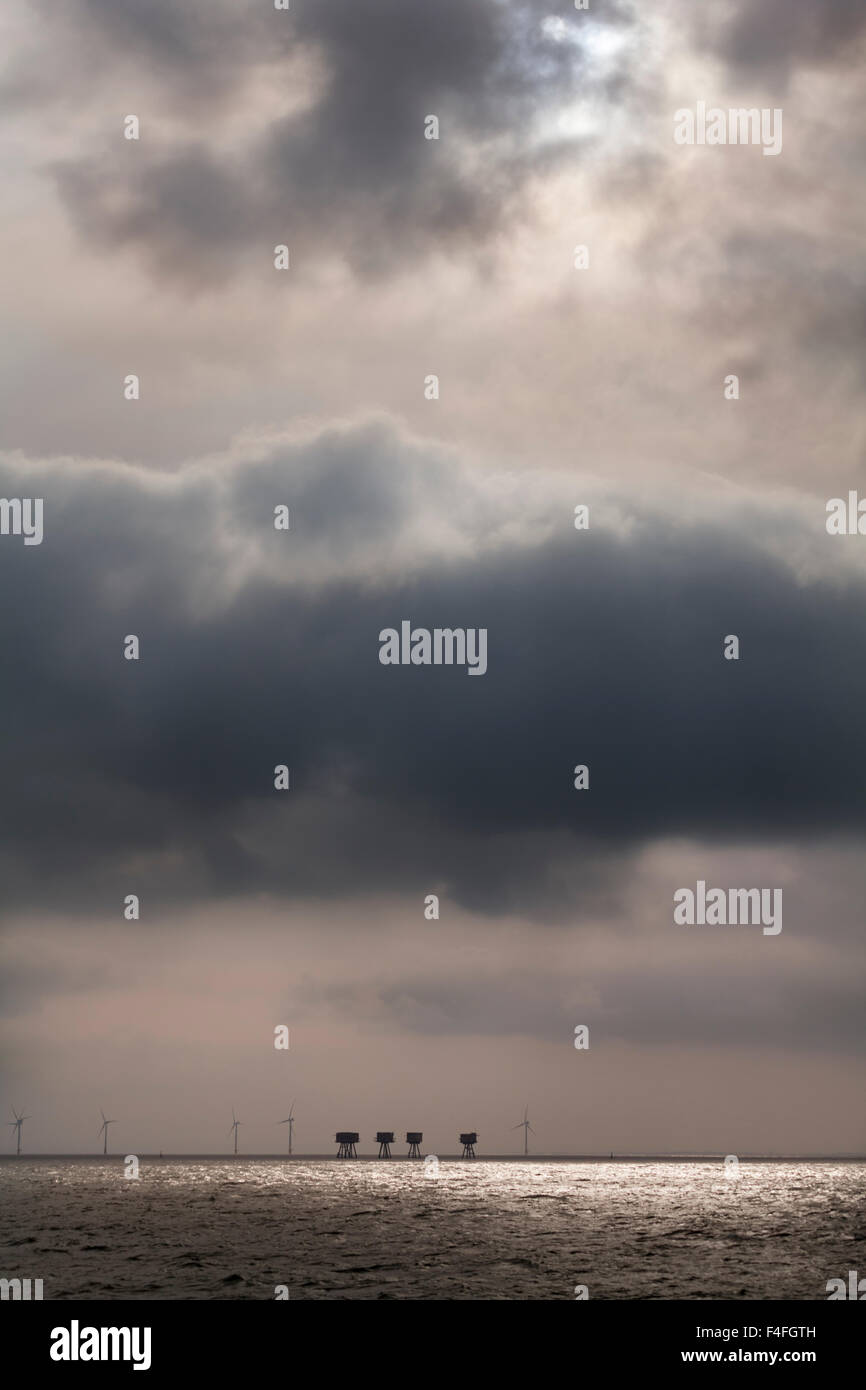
[697,0,866,80]
[1,419,865,918]
[44,0,638,282]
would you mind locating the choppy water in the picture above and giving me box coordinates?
[1,1158,863,1300]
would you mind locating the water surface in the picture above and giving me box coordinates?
[1,1157,862,1300]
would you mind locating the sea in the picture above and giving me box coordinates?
[1,1157,863,1300]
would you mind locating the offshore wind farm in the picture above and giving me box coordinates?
[4,1102,499,1159]
[7,1103,866,1161]
[4,1103,863,1299]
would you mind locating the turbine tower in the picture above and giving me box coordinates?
[98,1109,116,1155]
[228,1108,242,1155]
[512,1104,535,1156]
[9,1107,28,1155]
[277,1102,295,1155]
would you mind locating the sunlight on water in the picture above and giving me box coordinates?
[1,1158,861,1300]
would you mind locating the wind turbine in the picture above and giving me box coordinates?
[98,1109,116,1155]
[512,1104,535,1156]
[9,1107,28,1155]
[277,1102,295,1155]
[228,1108,242,1155]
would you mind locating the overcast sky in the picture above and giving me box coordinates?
[1,0,864,1156]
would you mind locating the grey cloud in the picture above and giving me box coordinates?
[1,419,865,918]
[703,0,866,79]
[43,0,639,283]
[0,960,111,1016]
[313,956,866,1054]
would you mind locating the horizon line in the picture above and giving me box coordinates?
[4,1151,865,1161]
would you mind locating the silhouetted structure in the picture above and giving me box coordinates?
[460,1131,477,1158]
[406,1132,423,1158]
[98,1109,117,1155]
[277,1101,295,1155]
[9,1108,28,1156]
[512,1105,535,1155]
[376,1131,395,1158]
[336,1131,359,1158]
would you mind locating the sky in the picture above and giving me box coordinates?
[1,0,864,1156]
